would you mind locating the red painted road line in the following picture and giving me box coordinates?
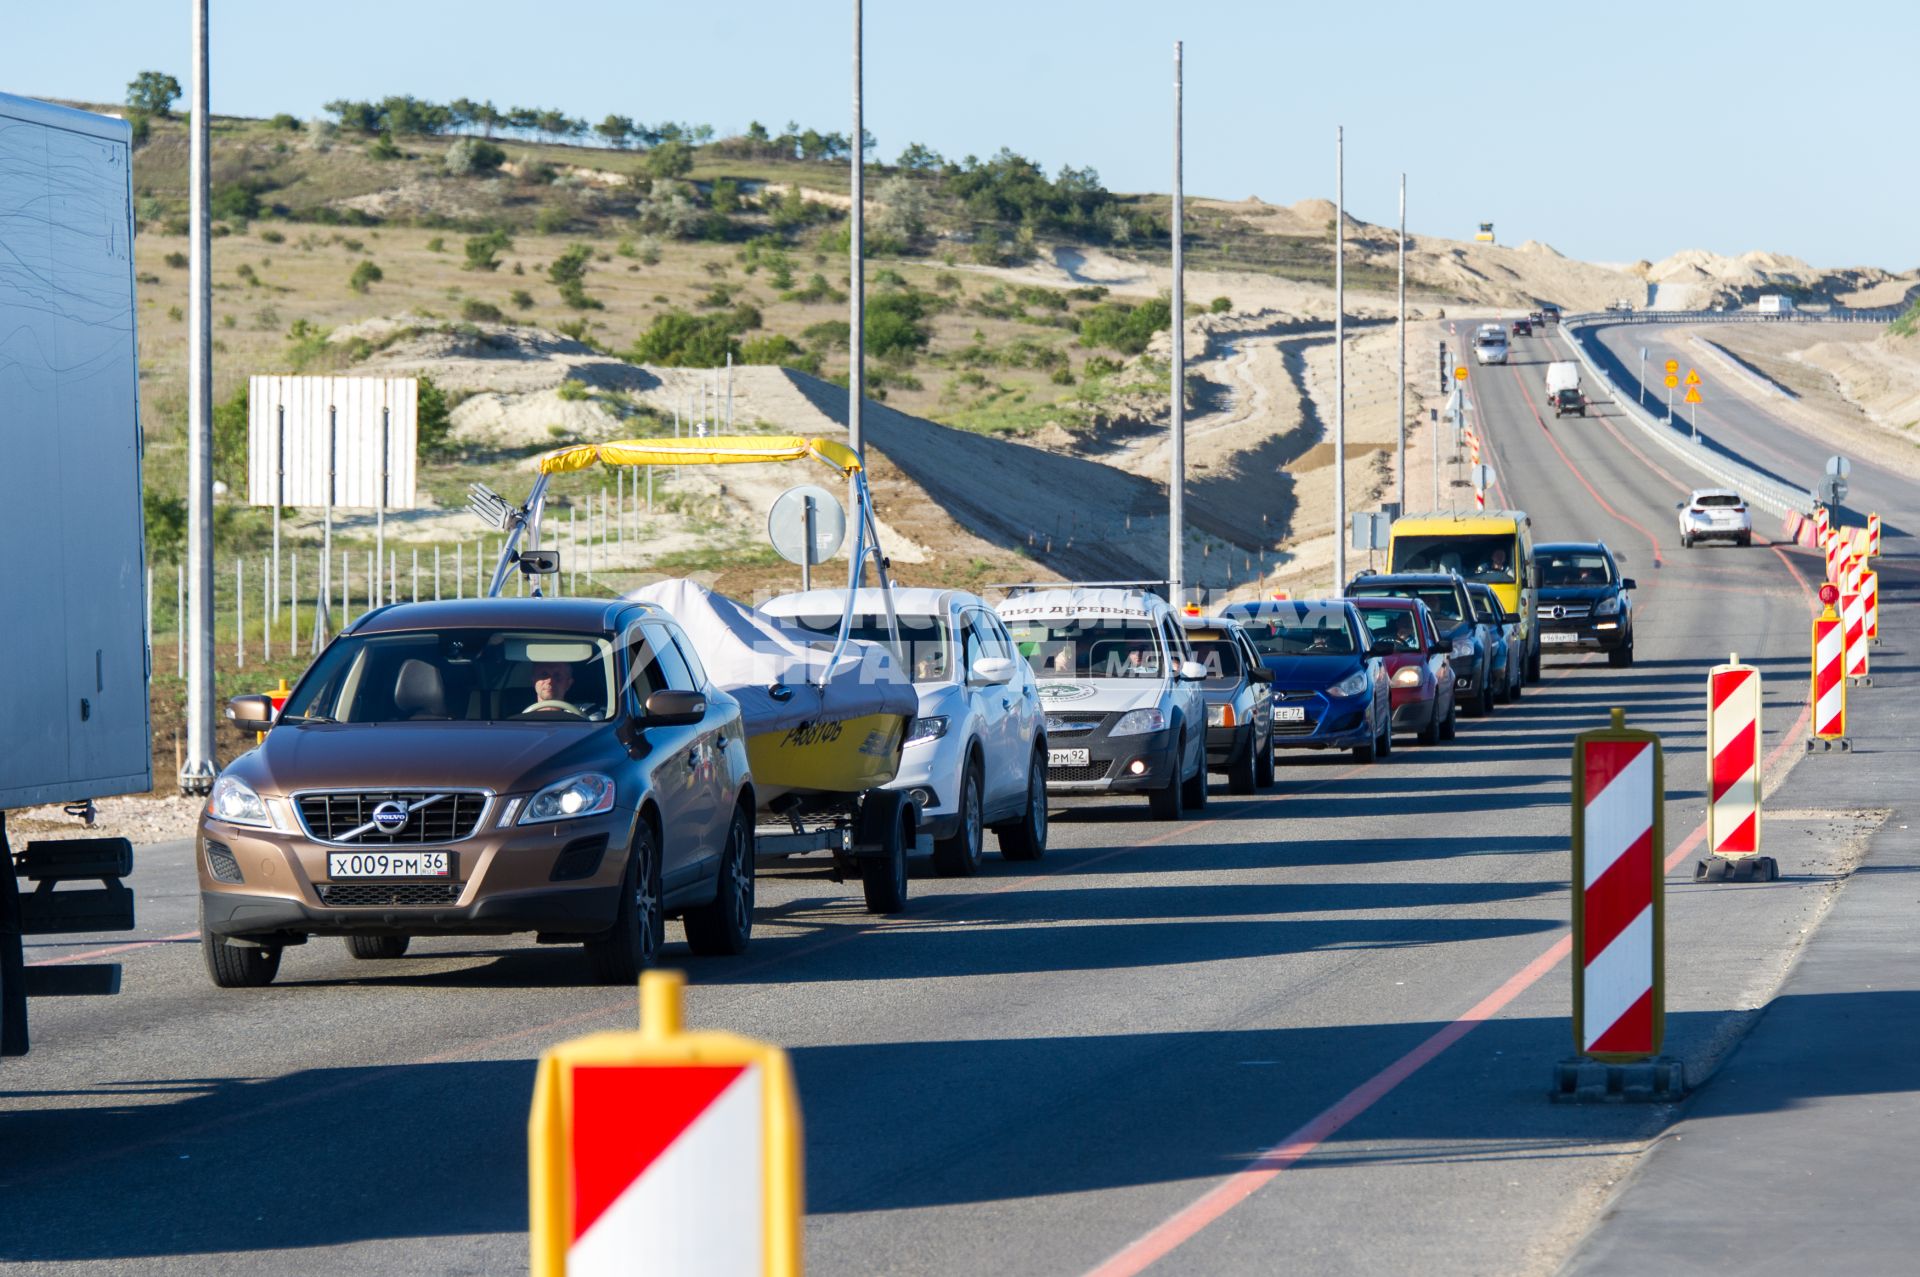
[28,930,199,966]
[1504,364,1667,567]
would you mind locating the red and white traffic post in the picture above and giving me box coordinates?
[1867,511,1881,558]
[1841,560,1871,686]
[1555,707,1683,1100]
[1862,567,1880,646]
[1807,582,1850,752]
[529,971,803,1277]
[1698,654,1774,882]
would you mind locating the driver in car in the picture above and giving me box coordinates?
[527,660,577,712]
[1478,547,1513,581]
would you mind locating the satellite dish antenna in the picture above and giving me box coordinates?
[767,484,847,588]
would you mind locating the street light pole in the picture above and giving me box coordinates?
[1396,171,1406,516]
[848,0,864,462]
[1332,125,1346,592]
[1168,40,1186,607]
[181,0,216,795]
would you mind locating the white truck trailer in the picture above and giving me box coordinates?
[1544,361,1584,417]
[0,92,150,1056]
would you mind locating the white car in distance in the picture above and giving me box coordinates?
[1676,488,1752,547]
[761,587,1048,875]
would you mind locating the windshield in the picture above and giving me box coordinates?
[1186,637,1245,687]
[1391,533,1517,583]
[283,628,617,723]
[1538,552,1615,588]
[1695,493,1743,508]
[1005,617,1165,679]
[1468,586,1503,623]
[781,612,952,684]
[1349,583,1466,630]
[1227,607,1358,657]
[1355,606,1424,653]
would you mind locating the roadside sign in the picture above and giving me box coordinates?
[1683,387,1702,405]
[1471,464,1495,491]
[246,374,419,509]
[1706,656,1761,859]
[1665,359,1678,375]
[1684,369,1701,386]
[1570,708,1666,1060]
[529,972,802,1277]
[1825,454,1851,478]
[1664,374,1678,389]
[1454,366,1468,382]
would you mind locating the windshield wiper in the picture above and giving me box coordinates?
[281,713,338,725]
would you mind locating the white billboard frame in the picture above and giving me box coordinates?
[246,374,419,511]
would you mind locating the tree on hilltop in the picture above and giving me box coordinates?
[126,71,182,118]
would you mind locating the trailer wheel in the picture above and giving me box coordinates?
[859,793,910,914]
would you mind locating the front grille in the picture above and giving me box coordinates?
[1048,761,1114,783]
[1045,713,1107,735]
[317,883,464,907]
[1538,603,1592,620]
[1272,717,1321,738]
[295,792,487,845]
[1271,688,1318,701]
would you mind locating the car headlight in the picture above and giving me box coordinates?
[520,772,617,824]
[1391,665,1423,688]
[905,715,948,746]
[1452,638,1476,659]
[1329,670,1371,698]
[1594,594,1621,616]
[208,775,272,828]
[1044,714,1078,734]
[1111,708,1167,737]
[1207,703,1235,727]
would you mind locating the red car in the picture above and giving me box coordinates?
[1511,318,1533,337]
[1348,596,1457,744]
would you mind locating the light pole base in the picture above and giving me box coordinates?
[178,758,217,797]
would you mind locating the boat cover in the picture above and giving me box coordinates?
[629,579,916,735]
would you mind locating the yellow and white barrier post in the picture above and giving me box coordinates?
[530,971,803,1277]
[1698,654,1773,882]
[1867,511,1881,558]
[1808,582,1850,752]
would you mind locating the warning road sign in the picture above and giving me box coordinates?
[1665,359,1678,374]
[1684,369,1701,386]
[1664,374,1679,389]
[1684,387,1702,405]
[530,972,802,1277]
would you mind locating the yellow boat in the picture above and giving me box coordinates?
[479,434,916,805]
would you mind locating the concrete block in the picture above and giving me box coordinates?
[1552,1056,1688,1103]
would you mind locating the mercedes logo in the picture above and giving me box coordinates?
[371,800,410,832]
[1552,606,1566,619]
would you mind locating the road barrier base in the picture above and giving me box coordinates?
[1847,675,1873,688]
[1551,1056,1688,1104]
[1805,735,1852,753]
[1695,855,1779,884]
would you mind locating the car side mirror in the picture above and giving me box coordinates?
[1250,667,1274,684]
[1430,640,1451,655]
[1369,639,1396,657]
[1622,578,1637,591]
[643,688,706,727]
[1178,660,1209,682]
[227,694,275,726]
[970,656,1016,685]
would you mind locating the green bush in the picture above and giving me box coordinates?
[464,229,512,271]
[144,487,187,562]
[163,251,188,270]
[740,333,818,374]
[126,71,181,118]
[269,113,302,132]
[127,113,150,148]
[647,141,695,180]
[784,273,846,305]
[444,137,506,176]
[211,385,249,492]
[258,228,285,244]
[865,289,933,361]
[1209,296,1232,314]
[347,260,383,293]
[461,298,505,323]
[1891,300,1920,338]
[556,379,589,401]
[548,243,599,310]
[1077,296,1172,355]
[626,306,759,367]
[1016,285,1069,312]
[210,181,265,222]
[534,204,572,235]
[368,130,402,160]
[510,289,534,310]
[417,375,454,459]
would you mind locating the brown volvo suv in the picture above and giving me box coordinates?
[198,598,756,987]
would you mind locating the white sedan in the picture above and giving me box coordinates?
[1677,489,1752,547]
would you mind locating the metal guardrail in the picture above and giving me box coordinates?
[1564,306,1904,326]
[1555,316,1829,519]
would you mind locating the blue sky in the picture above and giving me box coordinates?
[4,1,1911,269]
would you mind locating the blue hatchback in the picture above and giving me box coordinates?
[1221,600,1393,763]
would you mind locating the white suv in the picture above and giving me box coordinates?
[1677,488,1752,547]
[761,588,1048,874]
[996,586,1210,820]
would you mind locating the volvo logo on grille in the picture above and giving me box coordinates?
[370,801,410,832]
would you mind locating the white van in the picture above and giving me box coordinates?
[1474,326,1510,365]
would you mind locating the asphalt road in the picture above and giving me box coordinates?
[2,317,1899,1275]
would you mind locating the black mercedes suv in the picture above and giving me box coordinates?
[1533,542,1636,666]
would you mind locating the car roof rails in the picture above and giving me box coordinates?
[991,579,1170,599]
